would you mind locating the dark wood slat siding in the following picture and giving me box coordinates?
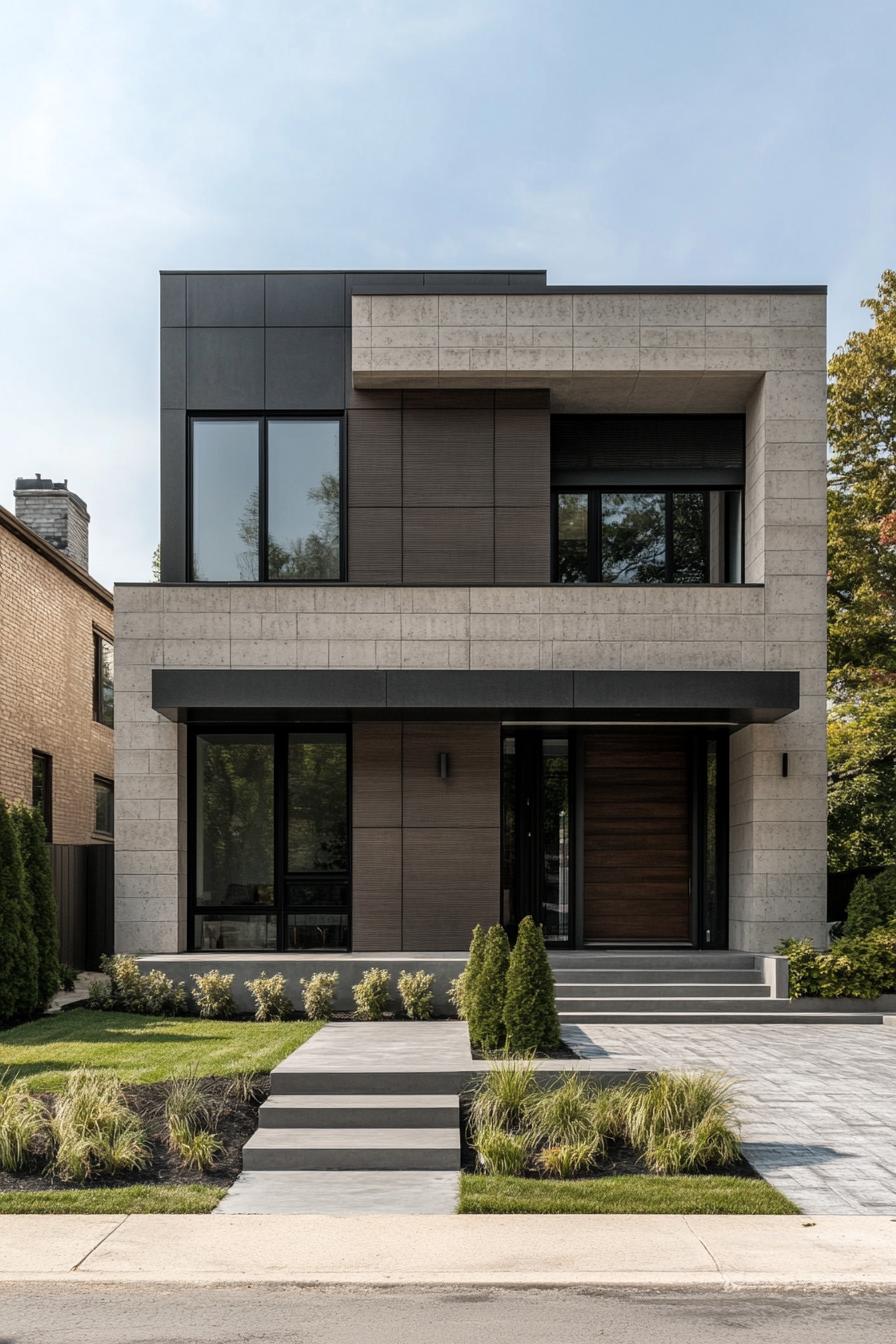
[402,722,500,829]
[352,723,403,951]
[582,730,691,943]
[402,507,494,584]
[402,827,500,950]
[402,409,494,507]
[347,410,402,506]
[348,507,402,583]
[344,391,551,586]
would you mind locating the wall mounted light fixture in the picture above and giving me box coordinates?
[438,752,450,780]
[781,752,789,778]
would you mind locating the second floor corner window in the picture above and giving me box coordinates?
[94,777,114,837]
[190,417,342,583]
[93,632,114,728]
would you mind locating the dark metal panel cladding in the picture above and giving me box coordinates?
[348,508,402,583]
[160,328,186,410]
[160,274,186,326]
[186,274,265,326]
[159,411,187,582]
[265,328,345,410]
[386,670,574,710]
[187,328,264,409]
[551,414,746,476]
[265,273,344,326]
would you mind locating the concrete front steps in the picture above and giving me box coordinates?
[243,1093,460,1172]
[549,951,886,1024]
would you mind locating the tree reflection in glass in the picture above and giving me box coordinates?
[195,735,274,906]
[287,734,348,872]
[601,492,665,583]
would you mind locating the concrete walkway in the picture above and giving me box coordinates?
[2,1214,896,1287]
[567,1022,896,1216]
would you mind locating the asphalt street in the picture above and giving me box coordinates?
[1,1285,896,1344]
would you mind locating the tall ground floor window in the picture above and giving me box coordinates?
[191,726,349,951]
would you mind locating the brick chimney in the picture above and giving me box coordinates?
[14,474,90,572]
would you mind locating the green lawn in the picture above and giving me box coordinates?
[0,1008,321,1091]
[458,1174,800,1215]
[0,1185,223,1214]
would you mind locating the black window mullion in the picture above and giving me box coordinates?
[665,491,673,582]
[275,728,287,952]
[590,489,601,582]
[259,419,268,582]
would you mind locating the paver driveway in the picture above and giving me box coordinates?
[565,1022,896,1215]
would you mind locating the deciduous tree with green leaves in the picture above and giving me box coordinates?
[827,270,896,870]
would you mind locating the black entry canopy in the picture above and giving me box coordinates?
[152,668,799,725]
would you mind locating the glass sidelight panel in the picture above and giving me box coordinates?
[541,739,570,944]
[195,734,274,906]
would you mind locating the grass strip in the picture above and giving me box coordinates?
[458,1173,800,1215]
[0,1184,223,1214]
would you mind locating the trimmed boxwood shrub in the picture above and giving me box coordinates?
[503,915,560,1054]
[778,921,896,999]
[468,924,510,1051]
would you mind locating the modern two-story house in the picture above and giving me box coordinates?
[114,270,827,967]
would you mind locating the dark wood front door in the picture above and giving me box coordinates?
[582,729,692,943]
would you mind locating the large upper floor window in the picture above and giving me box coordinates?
[551,414,745,585]
[190,417,343,582]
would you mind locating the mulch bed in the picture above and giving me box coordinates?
[0,1075,269,1195]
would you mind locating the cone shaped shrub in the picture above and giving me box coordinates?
[0,798,39,1024]
[468,924,510,1051]
[11,804,59,1008]
[461,924,486,1024]
[503,915,560,1054]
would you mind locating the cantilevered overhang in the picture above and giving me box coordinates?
[152,668,799,726]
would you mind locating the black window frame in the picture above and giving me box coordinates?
[187,413,346,584]
[31,750,52,841]
[552,486,719,585]
[93,775,114,838]
[93,629,114,728]
[188,723,352,952]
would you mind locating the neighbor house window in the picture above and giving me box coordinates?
[93,631,114,727]
[94,777,114,836]
[192,728,349,951]
[32,751,52,840]
[190,417,343,582]
[553,488,742,584]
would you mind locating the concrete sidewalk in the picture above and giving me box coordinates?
[2,1215,896,1287]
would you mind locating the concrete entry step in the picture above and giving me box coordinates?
[269,1068,471,1096]
[555,983,772,1001]
[257,1093,460,1128]
[548,952,757,970]
[559,1010,886,1024]
[242,1126,460,1172]
[216,1170,460,1215]
[552,968,765,984]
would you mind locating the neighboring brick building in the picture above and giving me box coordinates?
[0,484,114,845]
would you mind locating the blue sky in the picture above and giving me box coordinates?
[1,0,893,589]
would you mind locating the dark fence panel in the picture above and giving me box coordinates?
[52,843,114,971]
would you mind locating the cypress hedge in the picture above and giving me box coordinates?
[503,915,561,1054]
[462,924,486,1028]
[0,797,39,1024]
[11,803,60,1009]
[468,924,511,1051]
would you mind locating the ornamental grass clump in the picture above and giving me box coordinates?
[352,967,392,1020]
[468,1056,537,1134]
[527,1073,604,1151]
[245,972,292,1022]
[467,924,510,1050]
[191,970,236,1019]
[397,969,435,1020]
[503,916,560,1054]
[300,970,339,1020]
[50,1069,149,1182]
[0,1076,47,1171]
[164,1069,221,1172]
[533,1139,602,1179]
[473,1125,532,1177]
[622,1071,740,1175]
